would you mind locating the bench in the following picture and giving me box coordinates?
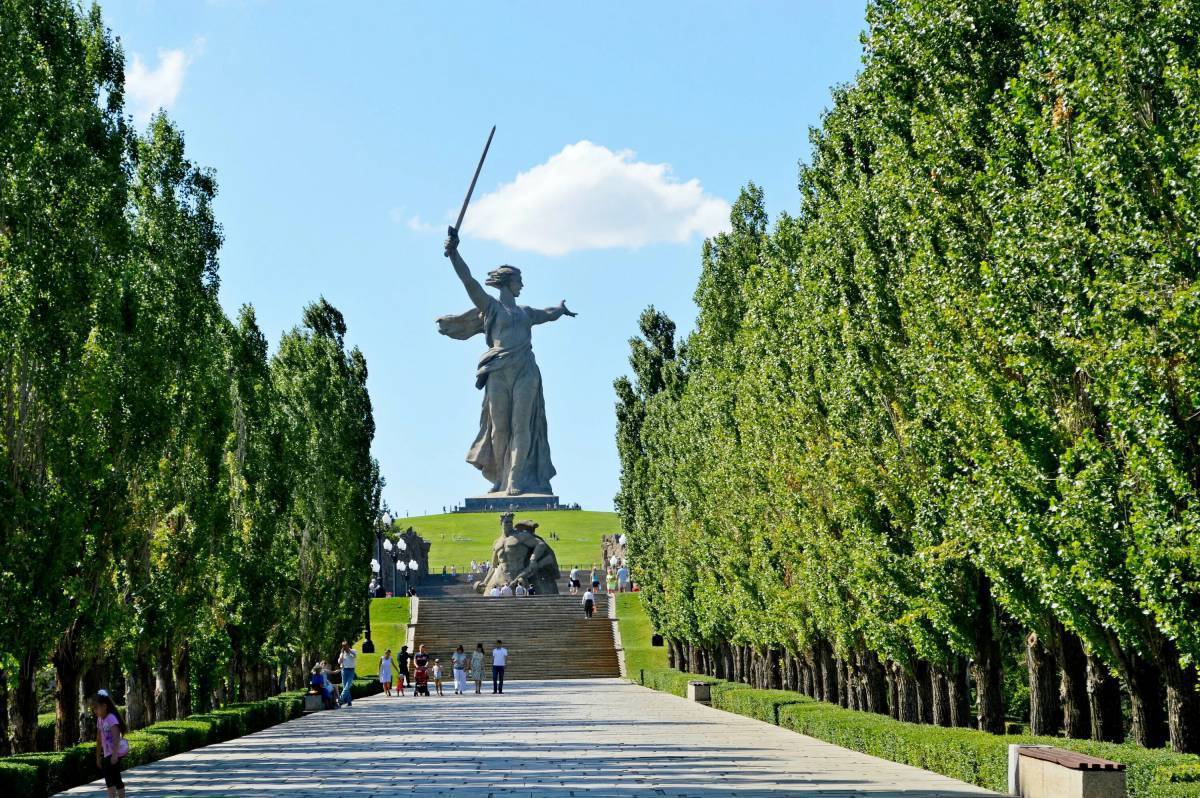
[1009,745,1125,798]
[303,693,325,713]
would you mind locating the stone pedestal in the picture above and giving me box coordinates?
[459,492,565,512]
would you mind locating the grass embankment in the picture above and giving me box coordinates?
[615,593,1200,798]
[355,597,410,677]
[392,510,619,573]
[616,592,667,676]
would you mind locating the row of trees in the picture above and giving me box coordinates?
[1,1,381,752]
[616,0,1200,754]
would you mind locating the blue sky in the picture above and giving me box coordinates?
[102,1,867,516]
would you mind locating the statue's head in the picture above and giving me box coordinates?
[485,265,523,297]
[514,519,539,532]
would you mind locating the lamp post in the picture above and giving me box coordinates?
[397,560,408,597]
[363,561,379,654]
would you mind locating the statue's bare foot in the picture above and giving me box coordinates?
[506,486,521,496]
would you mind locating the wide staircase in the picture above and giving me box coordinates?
[411,594,620,680]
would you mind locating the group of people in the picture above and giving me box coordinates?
[567,563,631,596]
[376,640,511,696]
[306,640,365,708]
[486,578,539,597]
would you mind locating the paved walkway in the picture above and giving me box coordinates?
[61,679,995,797]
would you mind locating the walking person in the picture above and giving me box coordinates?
[582,586,596,618]
[606,568,617,595]
[433,659,445,696]
[569,565,580,595]
[492,639,509,694]
[396,645,410,695]
[92,690,129,798]
[617,563,631,593]
[470,643,485,694]
[590,564,600,591]
[379,648,395,696]
[452,645,469,695]
[337,640,358,707]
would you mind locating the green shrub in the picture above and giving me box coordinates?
[0,761,38,797]
[638,667,1200,798]
[35,713,54,752]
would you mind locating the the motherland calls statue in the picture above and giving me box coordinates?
[437,229,575,496]
[474,512,560,595]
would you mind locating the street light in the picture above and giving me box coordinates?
[397,560,409,596]
[363,559,381,654]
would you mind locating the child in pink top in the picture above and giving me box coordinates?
[92,690,129,798]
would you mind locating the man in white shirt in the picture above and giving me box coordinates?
[491,640,509,694]
[582,588,596,618]
[514,581,528,597]
[488,586,501,598]
[337,640,358,706]
[499,583,514,598]
[568,566,580,595]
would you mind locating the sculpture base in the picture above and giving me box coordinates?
[457,493,573,513]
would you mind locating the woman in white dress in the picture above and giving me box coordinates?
[379,649,395,696]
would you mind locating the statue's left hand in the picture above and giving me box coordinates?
[558,300,577,317]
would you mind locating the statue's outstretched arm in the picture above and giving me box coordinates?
[529,300,578,325]
[444,231,490,312]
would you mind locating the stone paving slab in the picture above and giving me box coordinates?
[60,679,996,797]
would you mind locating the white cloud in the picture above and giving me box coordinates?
[389,207,437,233]
[125,38,203,125]
[462,141,730,256]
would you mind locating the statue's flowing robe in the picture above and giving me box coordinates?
[437,297,557,494]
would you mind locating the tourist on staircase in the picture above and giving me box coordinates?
[569,565,581,595]
[499,582,514,597]
[606,569,617,595]
[617,563,630,593]
[492,639,509,694]
[514,579,528,597]
[582,587,596,618]
[471,643,486,694]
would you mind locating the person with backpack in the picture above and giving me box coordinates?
[92,689,129,798]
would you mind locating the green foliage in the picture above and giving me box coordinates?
[0,0,382,752]
[616,0,1200,752]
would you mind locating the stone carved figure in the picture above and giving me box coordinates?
[437,230,575,496]
[474,512,560,595]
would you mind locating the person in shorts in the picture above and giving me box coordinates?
[92,689,129,798]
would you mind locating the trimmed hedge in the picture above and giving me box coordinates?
[639,668,1200,798]
[0,680,380,798]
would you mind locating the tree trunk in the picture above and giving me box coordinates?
[835,656,849,707]
[970,576,1005,734]
[666,638,676,669]
[1026,630,1062,737]
[1087,653,1124,743]
[12,651,39,752]
[916,660,934,724]
[783,650,795,691]
[174,641,191,719]
[126,665,147,730]
[892,661,919,722]
[769,649,782,690]
[863,652,889,715]
[1124,652,1168,749]
[53,646,81,751]
[155,643,176,721]
[886,661,900,719]
[931,664,953,727]
[948,657,972,728]
[1163,647,1200,754]
[0,665,10,756]
[1053,623,1091,740]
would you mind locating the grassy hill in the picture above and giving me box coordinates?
[390,510,619,574]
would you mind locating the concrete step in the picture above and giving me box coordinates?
[410,595,619,680]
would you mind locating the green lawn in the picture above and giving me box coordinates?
[355,597,409,678]
[390,510,619,573]
[617,592,668,676]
